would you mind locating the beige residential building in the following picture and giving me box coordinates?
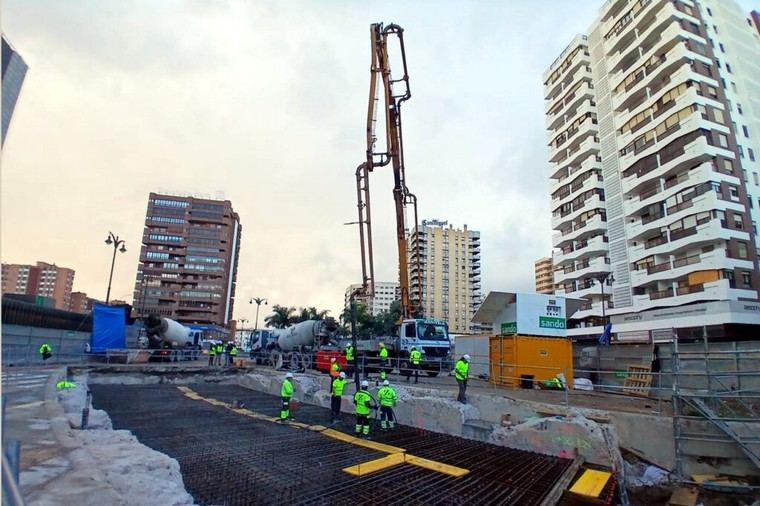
[343,281,400,316]
[535,257,555,294]
[1,261,75,310]
[408,219,482,333]
[545,0,760,339]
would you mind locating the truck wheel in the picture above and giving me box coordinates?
[301,353,312,370]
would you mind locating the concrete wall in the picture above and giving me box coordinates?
[2,324,90,365]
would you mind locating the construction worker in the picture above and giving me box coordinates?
[39,343,53,361]
[280,372,295,422]
[455,354,471,403]
[329,357,341,388]
[56,379,76,390]
[215,343,224,367]
[378,342,389,384]
[407,346,423,384]
[353,380,376,437]
[208,342,216,367]
[331,372,348,423]
[229,343,238,366]
[377,380,397,431]
[344,343,355,378]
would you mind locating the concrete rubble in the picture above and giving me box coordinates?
[21,373,196,506]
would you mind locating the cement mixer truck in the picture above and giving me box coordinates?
[249,318,338,370]
[141,314,204,362]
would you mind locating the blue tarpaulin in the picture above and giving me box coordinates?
[91,304,126,352]
[598,321,612,346]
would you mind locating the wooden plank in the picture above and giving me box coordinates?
[343,453,406,476]
[405,455,470,477]
[568,469,611,498]
[538,456,583,506]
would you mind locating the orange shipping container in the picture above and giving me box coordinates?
[489,335,573,389]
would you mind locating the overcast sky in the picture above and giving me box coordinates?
[2,0,757,321]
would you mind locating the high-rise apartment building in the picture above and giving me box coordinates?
[344,281,400,316]
[2,35,28,146]
[408,219,482,334]
[1,261,75,310]
[69,291,99,314]
[133,193,242,328]
[545,0,760,337]
[535,257,555,294]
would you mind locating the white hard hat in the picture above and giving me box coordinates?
[463,354,471,362]
[383,380,389,386]
[339,372,347,379]
[330,357,336,362]
[361,380,369,388]
[285,372,294,379]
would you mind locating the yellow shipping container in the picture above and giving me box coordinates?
[489,335,573,389]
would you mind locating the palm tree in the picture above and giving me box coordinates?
[293,306,331,323]
[264,305,295,329]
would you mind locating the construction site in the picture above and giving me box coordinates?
[3,9,760,506]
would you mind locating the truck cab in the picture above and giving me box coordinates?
[397,318,452,375]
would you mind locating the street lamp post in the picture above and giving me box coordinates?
[249,297,268,348]
[104,232,127,304]
[593,272,615,323]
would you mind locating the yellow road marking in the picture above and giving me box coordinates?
[405,455,470,477]
[343,453,406,476]
[176,386,469,478]
[569,469,611,498]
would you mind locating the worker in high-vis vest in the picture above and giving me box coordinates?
[280,372,295,422]
[329,357,341,388]
[378,342,389,384]
[407,347,423,384]
[39,343,53,361]
[208,343,216,367]
[454,354,471,403]
[331,372,348,423]
[353,380,376,437]
[344,344,355,378]
[377,380,397,431]
[229,344,238,366]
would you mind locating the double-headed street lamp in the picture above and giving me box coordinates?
[249,297,268,334]
[104,232,127,304]
[593,272,615,323]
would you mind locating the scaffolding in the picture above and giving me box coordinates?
[670,331,760,478]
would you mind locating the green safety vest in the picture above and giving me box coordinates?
[455,359,469,381]
[39,343,52,354]
[56,380,75,390]
[209,346,216,356]
[377,386,397,407]
[345,346,354,362]
[354,390,372,415]
[281,379,294,398]
[332,378,348,396]
[410,350,422,365]
[379,347,388,359]
[230,346,238,357]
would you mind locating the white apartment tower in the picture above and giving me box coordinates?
[408,219,483,334]
[343,281,400,316]
[545,0,759,335]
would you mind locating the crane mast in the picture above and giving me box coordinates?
[354,22,421,320]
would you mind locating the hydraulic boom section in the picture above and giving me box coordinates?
[354,22,421,320]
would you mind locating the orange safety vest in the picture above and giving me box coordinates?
[330,361,340,378]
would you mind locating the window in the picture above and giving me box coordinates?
[713,108,724,124]
[738,145,744,158]
[713,25,718,34]
[729,186,740,201]
[751,148,756,162]
[707,7,712,16]
[731,82,737,92]
[754,173,759,186]
[743,125,750,137]
[717,133,729,148]
[738,103,743,115]
[707,86,718,99]
[719,42,725,53]
[721,78,727,90]
[716,58,721,69]
[738,241,748,259]
[754,222,758,235]
[733,214,744,229]
[726,63,732,74]
[743,272,752,288]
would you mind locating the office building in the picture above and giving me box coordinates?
[344,281,400,316]
[408,219,482,334]
[535,257,555,294]
[133,192,242,328]
[2,35,28,145]
[1,261,75,310]
[545,0,759,339]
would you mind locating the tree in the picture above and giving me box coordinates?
[339,300,401,339]
[293,306,330,323]
[264,305,295,329]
